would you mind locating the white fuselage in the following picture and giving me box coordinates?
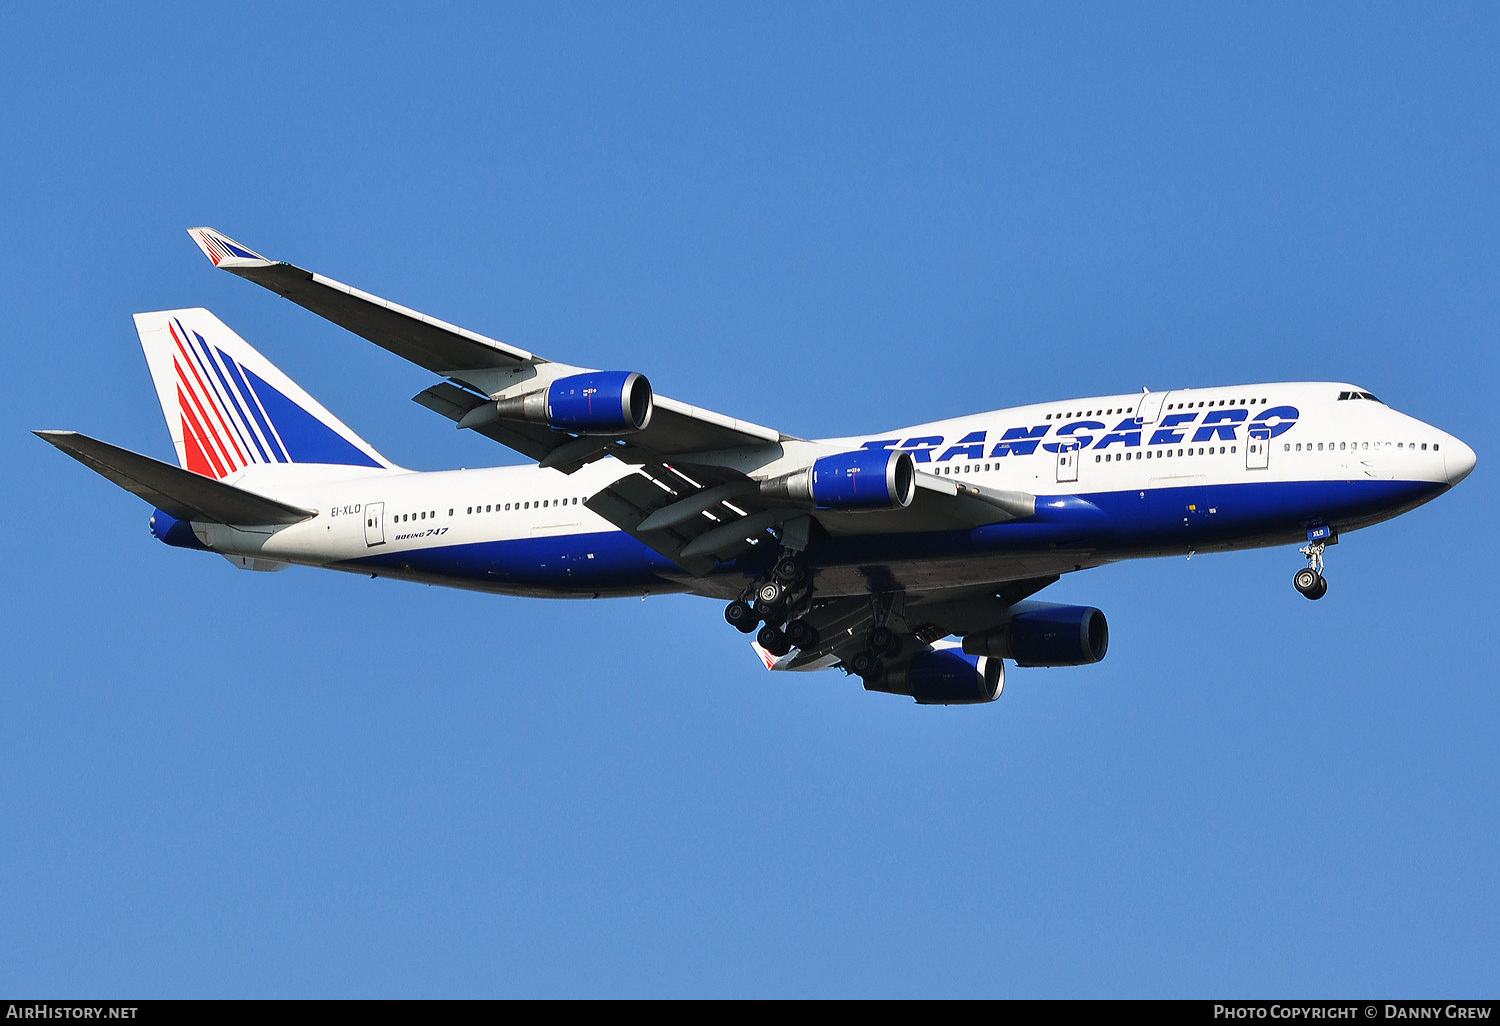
[183,382,1473,599]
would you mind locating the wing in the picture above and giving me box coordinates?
[187,228,786,458]
[189,228,1037,573]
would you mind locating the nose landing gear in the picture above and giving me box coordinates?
[1293,526,1334,600]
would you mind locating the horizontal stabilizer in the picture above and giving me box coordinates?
[35,430,315,525]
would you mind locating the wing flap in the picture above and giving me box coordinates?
[36,430,316,525]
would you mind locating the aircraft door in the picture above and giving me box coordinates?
[1056,442,1080,483]
[1246,427,1270,470]
[364,502,386,546]
[1136,389,1170,425]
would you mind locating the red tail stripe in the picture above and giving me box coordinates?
[170,324,247,469]
[170,322,246,467]
[178,385,228,478]
[175,356,237,475]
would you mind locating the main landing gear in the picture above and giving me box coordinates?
[846,595,904,683]
[1293,528,1334,600]
[723,552,817,658]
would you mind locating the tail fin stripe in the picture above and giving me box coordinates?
[174,320,254,468]
[175,356,233,472]
[171,327,245,471]
[179,319,291,465]
[178,364,238,475]
[178,385,228,478]
[188,324,275,464]
[221,350,292,463]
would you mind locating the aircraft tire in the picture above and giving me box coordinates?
[1294,568,1320,596]
[786,618,819,649]
[725,600,759,633]
[758,624,792,657]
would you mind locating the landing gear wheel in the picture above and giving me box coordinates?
[757,580,785,607]
[725,600,759,633]
[849,650,878,680]
[869,625,900,658]
[773,555,805,586]
[1293,568,1327,600]
[757,624,791,657]
[786,618,819,649]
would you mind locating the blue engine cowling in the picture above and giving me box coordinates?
[864,650,1005,705]
[546,371,653,434]
[962,603,1109,667]
[810,448,916,510]
[759,449,916,510]
[149,509,208,550]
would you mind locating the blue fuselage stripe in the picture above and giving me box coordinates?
[340,478,1447,591]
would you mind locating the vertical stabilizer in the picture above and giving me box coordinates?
[134,308,395,479]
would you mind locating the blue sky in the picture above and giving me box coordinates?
[2,4,1496,997]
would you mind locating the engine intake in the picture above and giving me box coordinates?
[759,449,916,511]
[962,603,1109,667]
[864,649,1004,705]
[491,371,654,435]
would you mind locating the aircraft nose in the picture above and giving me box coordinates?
[1445,436,1476,486]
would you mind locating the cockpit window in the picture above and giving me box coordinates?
[1337,390,1382,402]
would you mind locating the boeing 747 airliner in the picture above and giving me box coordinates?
[37,228,1477,704]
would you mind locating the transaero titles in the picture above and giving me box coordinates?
[861,406,1300,462]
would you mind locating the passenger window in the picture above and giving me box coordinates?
[1433,444,1440,451]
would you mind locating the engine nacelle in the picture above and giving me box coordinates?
[962,603,1109,667]
[864,650,1005,705]
[149,509,207,550]
[492,371,654,435]
[759,449,916,511]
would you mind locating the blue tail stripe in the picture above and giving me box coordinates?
[220,349,289,462]
[241,365,383,467]
[190,329,274,464]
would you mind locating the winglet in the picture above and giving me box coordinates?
[187,227,272,268]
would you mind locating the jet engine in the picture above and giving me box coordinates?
[863,649,1005,705]
[759,448,916,511]
[962,603,1109,667]
[491,371,654,435]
